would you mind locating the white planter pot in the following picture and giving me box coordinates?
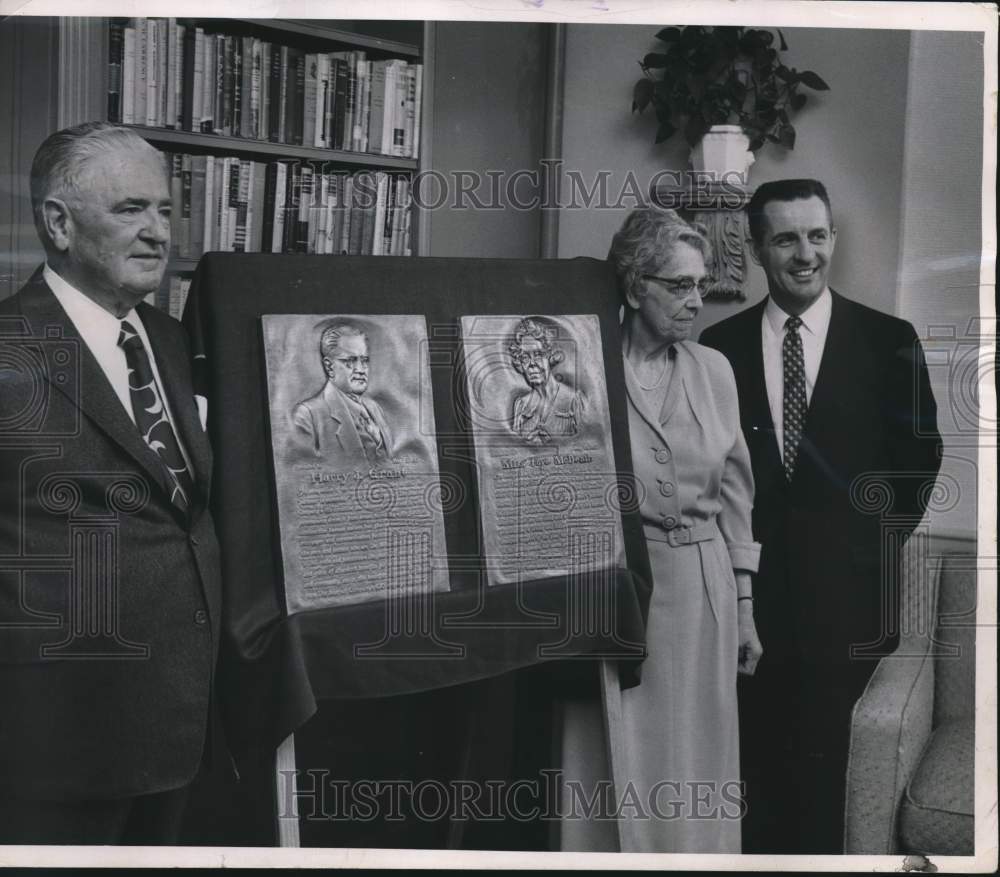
[690,124,755,183]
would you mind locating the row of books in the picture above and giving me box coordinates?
[163,152,415,259]
[148,276,193,320]
[108,18,423,157]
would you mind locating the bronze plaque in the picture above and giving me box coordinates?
[461,315,625,586]
[263,315,449,612]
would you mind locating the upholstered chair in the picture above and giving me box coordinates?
[844,532,976,854]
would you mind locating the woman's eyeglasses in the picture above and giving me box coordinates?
[641,274,714,297]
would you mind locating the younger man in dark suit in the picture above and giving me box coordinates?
[700,179,941,853]
[0,122,223,844]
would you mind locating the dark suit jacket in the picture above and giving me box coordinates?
[292,381,393,465]
[700,291,942,680]
[0,270,223,801]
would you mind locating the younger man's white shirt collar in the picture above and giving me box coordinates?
[763,287,833,341]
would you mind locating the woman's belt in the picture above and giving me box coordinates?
[643,520,719,547]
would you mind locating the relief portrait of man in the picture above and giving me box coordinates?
[292,321,394,466]
[508,317,587,446]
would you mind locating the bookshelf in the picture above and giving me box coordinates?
[56,17,434,317]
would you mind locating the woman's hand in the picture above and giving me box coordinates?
[737,588,763,675]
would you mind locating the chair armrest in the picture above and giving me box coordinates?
[844,647,935,853]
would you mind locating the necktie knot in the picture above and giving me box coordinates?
[785,315,803,332]
[118,320,141,350]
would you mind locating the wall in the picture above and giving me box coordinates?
[427,21,548,258]
[556,25,911,338]
[895,31,985,539]
[0,19,60,299]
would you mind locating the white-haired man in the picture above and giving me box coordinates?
[0,121,223,844]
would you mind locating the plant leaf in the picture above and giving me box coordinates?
[679,25,705,48]
[633,78,655,112]
[774,65,796,83]
[643,52,669,69]
[779,124,796,149]
[791,92,807,111]
[777,28,788,50]
[655,26,681,43]
[798,70,830,90]
[655,121,677,143]
[684,112,708,148]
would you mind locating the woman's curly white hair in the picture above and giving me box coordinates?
[607,208,713,306]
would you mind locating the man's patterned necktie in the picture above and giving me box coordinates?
[118,320,195,512]
[782,315,806,482]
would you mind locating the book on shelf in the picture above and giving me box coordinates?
[164,275,192,320]
[180,153,193,258]
[251,38,263,141]
[200,31,214,133]
[189,155,207,260]
[213,34,226,135]
[108,20,125,123]
[122,25,135,124]
[360,53,373,152]
[241,36,255,140]
[291,49,306,147]
[134,19,147,126]
[111,18,426,157]
[303,54,318,150]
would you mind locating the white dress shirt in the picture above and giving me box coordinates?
[44,264,194,473]
[761,288,833,462]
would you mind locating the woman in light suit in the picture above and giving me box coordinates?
[559,208,763,853]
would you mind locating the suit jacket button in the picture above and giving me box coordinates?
[189,535,200,547]
[654,449,671,464]
[194,609,208,625]
[659,481,675,497]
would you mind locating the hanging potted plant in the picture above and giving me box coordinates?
[632,26,830,181]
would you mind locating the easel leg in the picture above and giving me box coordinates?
[599,659,634,852]
[274,733,301,848]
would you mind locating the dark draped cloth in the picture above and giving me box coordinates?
[182,254,653,769]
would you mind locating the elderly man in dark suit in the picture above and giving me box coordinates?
[700,179,941,854]
[0,122,223,844]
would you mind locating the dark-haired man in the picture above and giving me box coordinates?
[0,122,222,844]
[700,179,941,853]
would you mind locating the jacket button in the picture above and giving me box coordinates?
[654,449,671,464]
[662,515,678,530]
[659,481,675,497]
[189,535,200,547]
[194,609,208,625]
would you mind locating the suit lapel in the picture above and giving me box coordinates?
[17,276,183,516]
[731,301,783,475]
[795,289,852,487]
[623,354,672,450]
[140,304,213,505]
[322,382,351,450]
[656,350,686,428]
